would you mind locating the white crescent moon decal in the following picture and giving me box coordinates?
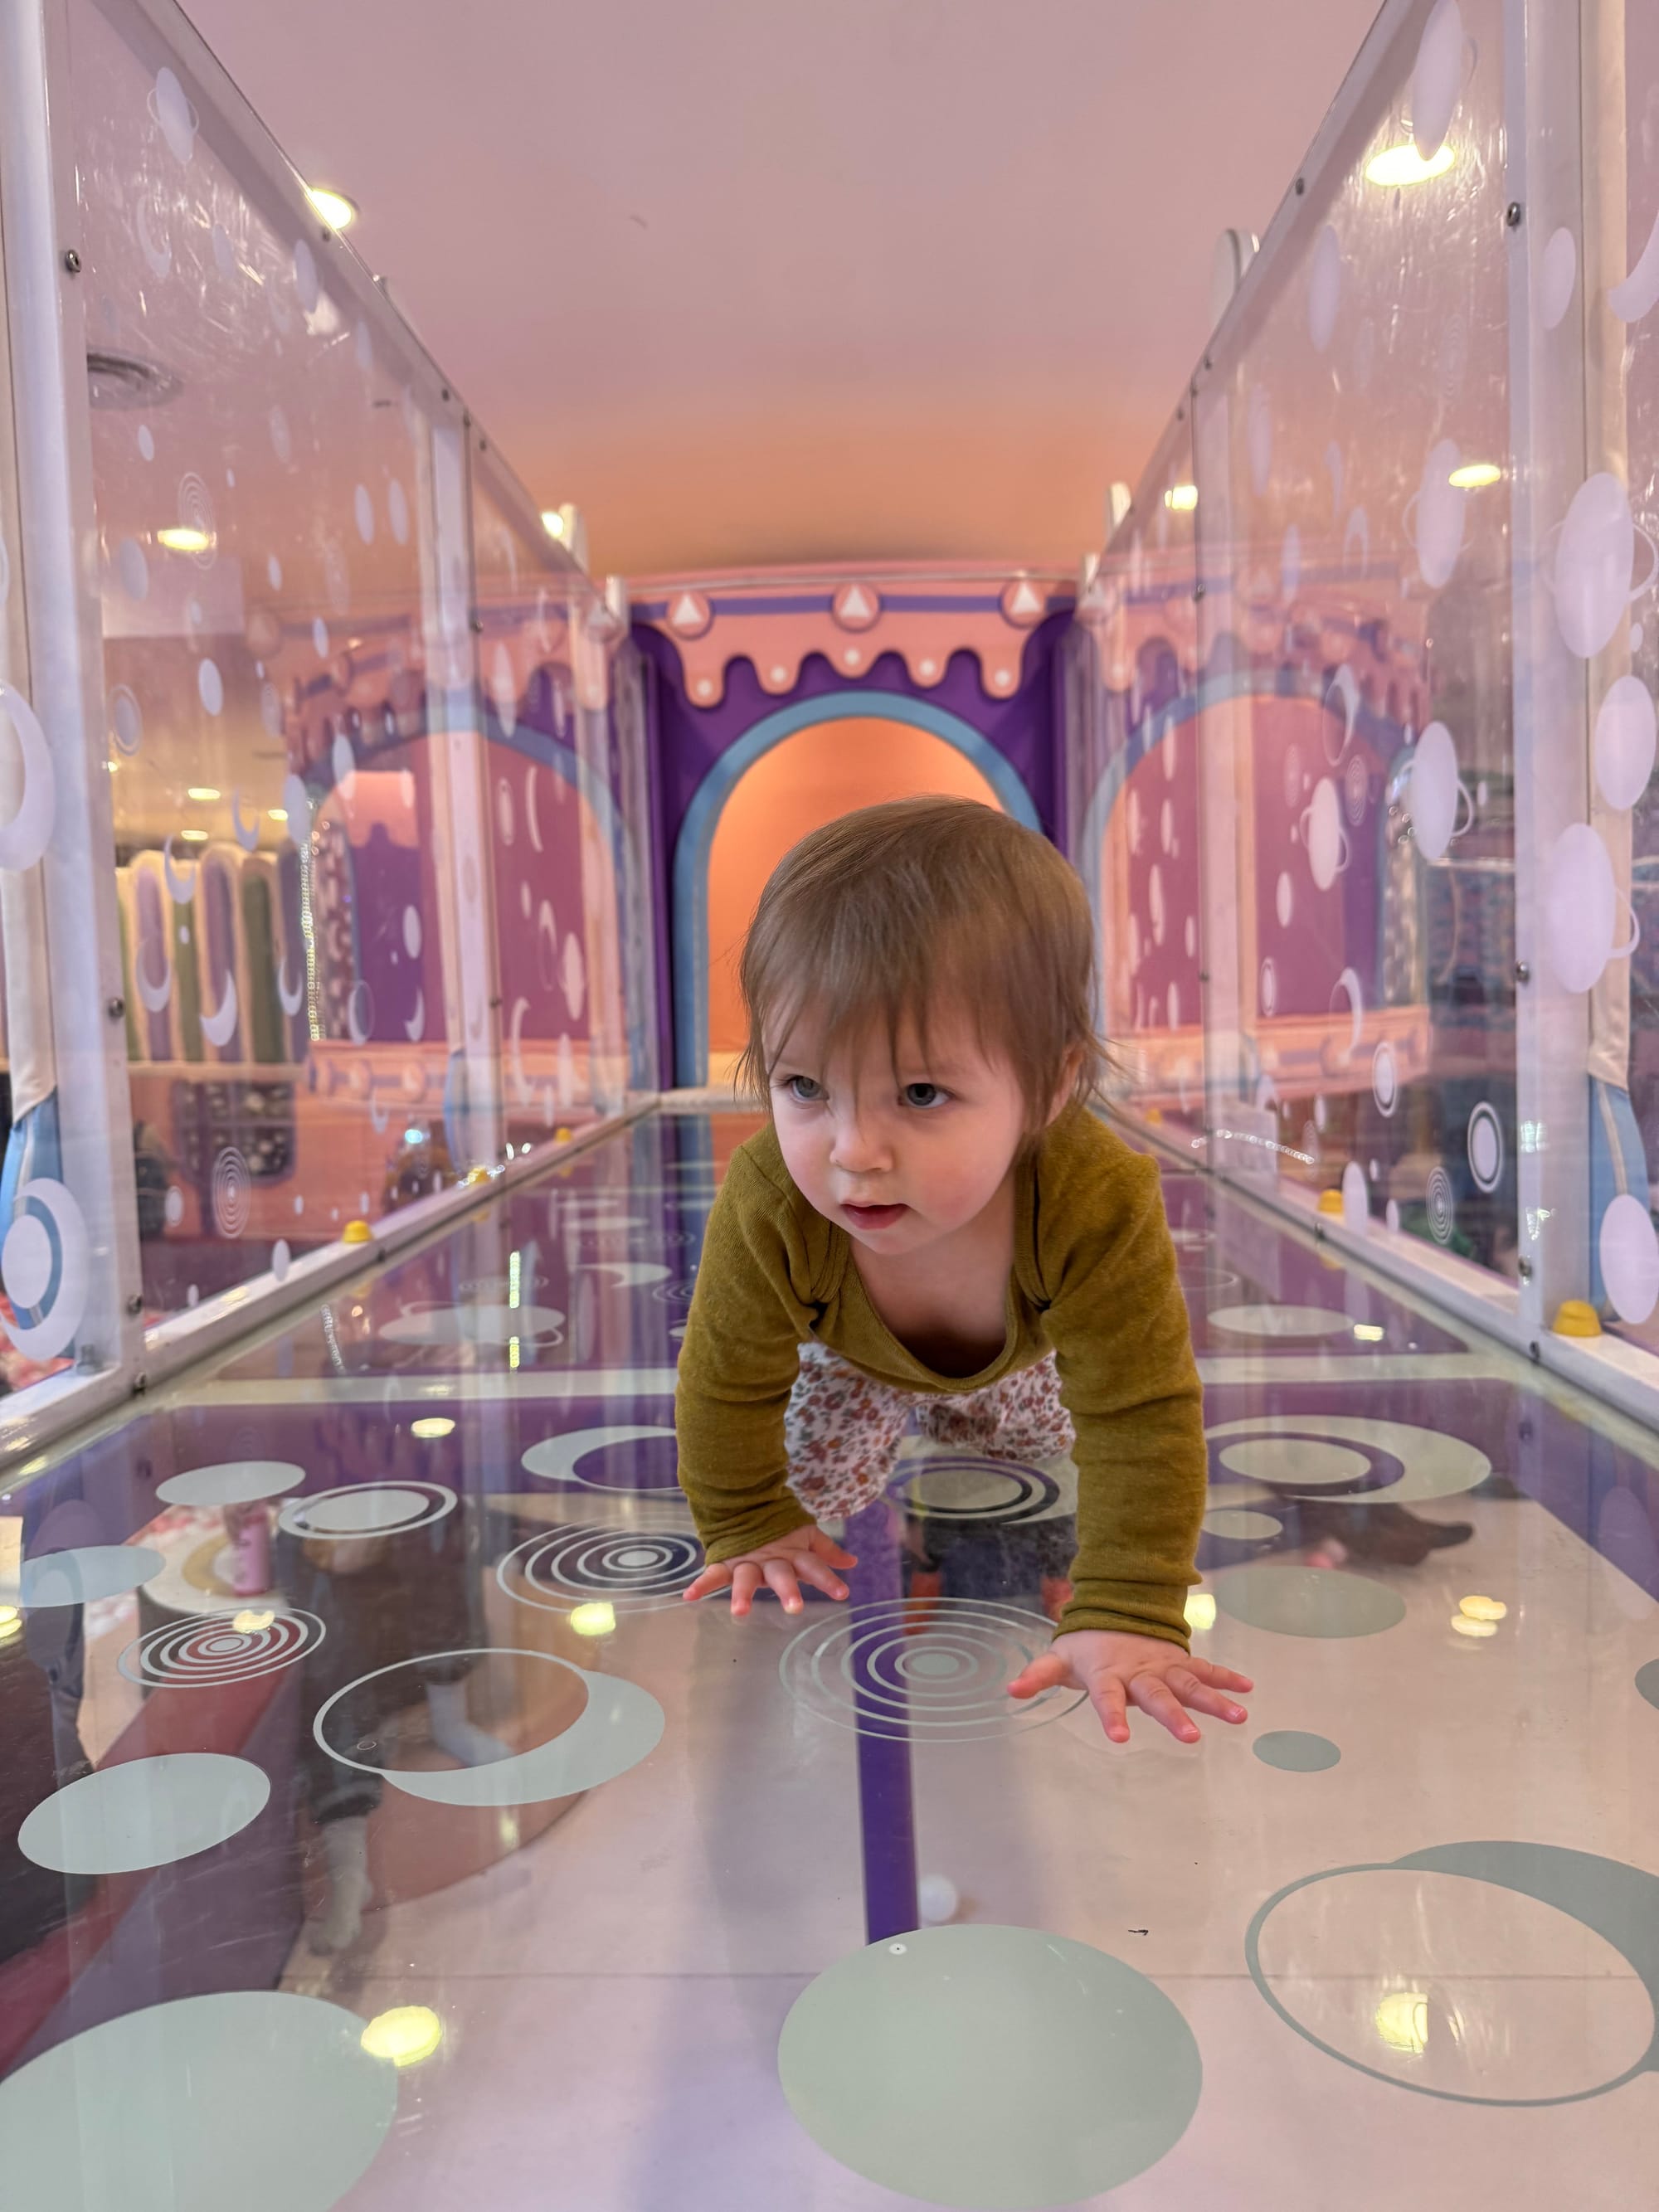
[520,1423,676,1485]
[135,940,173,1013]
[525,766,544,853]
[0,682,57,870]
[348,985,369,1047]
[0,1180,90,1359]
[277,953,304,1017]
[1609,198,1659,323]
[1323,666,1360,762]
[537,900,558,989]
[511,996,532,1104]
[201,969,239,1048]
[231,790,260,852]
[163,835,197,903]
[404,987,425,1042]
[1332,967,1365,1061]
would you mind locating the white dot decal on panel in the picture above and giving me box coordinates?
[353,485,375,544]
[152,67,197,163]
[1261,957,1277,1014]
[1467,1102,1503,1193]
[1408,722,1467,859]
[1307,224,1341,352]
[1554,474,1654,659]
[1149,866,1165,946]
[1372,1040,1399,1115]
[1160,799,1173,853]
[197,659,223,716]
[137,424,155,462]
[1412,0,1466,163]
[1340,1160,1369,1232]
[1302,778,1347,890]
[313,617,329,659]
[1601,1193,1659,1323]
[1540,228,1578,330]
[1276,871,1293,928]
[1593,676,1656,809]
[1545,822,1628,993]
[1412,440,1467,587]
[1185,914,1196,960]
[388,479,410,544]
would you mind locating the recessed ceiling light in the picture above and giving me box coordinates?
[305,185,358,231]
[157,525,212,554]
[411,1416,455,1439]
[267,806,288,822]
[541,509,567,538]
[1365,142,1455,187]
[1163,484,1198,512]
[1447,461,1502,489]
[187,785,220,801]
[178,828,209,842]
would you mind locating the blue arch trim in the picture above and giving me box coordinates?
[671,691,1042,1087]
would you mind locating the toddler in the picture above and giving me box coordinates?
[677,795,1251,1747]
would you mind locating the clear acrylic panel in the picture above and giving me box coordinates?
[1194,0,1518,1280]
[1596,0,1659,1355]
[1075,429,1204,1146]
[68,0,468,1321]
[470,459,630,1153]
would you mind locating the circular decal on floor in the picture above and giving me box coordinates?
[0,1991,398,2209]
[119,1607,326,1689]
[278,1483,456,1539]
[19,1752,270,1873]
[778,1599,1083,1743]
[894,1457,1062,1525]
[1213,1563,1407,1638]
[497,1524,703,1614]
[313,1647,663,1805]
[19,1545,163,1607]
[779,1924,1201,2206]
[158,1461,305,1508]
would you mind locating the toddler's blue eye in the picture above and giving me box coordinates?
[782,1075,820,1103]
[903,1083,946,1109]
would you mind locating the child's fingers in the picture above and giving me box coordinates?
[729,1562,763,1617]
[810,1537,859,1568]
[1005,1653,1070,1700]
[1086,1674,1132,1744]
[1193,1659,1254,1693]
[1129,1674,1200,1744]
[792,1555,851,1602]
[682,1561,733,1602]
[762,1558,805,1614]
[1170,1672,1249,1724]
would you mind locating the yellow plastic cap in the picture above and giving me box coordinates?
[1316,1189,1344,1217]
[341,1218,372,1244]
[463,1164,494,1187]
[1552,1298,1602,1338]
[555,1125,573,1142]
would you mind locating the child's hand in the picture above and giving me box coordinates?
[1007,1630,1253,1746]
[682,1528,859,1618]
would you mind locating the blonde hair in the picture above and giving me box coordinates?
[733,795,1110,1153]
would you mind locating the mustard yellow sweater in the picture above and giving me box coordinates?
[673,1102,1206,1648]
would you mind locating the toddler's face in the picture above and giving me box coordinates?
[767,1000,1071,1259]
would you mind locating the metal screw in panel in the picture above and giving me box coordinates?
[1294,177,1306,196]
[62,248,81,275]
[1513,960,1530,983]
[1506,201,1523,228]
[125,1293,143,1315]
[1194,583,1206,601]
[1517,1257,1533,1281]
[469,614,484,634]
[106,994,125,1020]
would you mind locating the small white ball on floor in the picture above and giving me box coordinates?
[918,1874,959,1924]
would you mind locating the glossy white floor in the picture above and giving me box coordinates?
[4,1109,1659,2209]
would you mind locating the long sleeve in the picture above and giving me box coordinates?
[674,1152,820,1563]
[1041,1141,1206,1648]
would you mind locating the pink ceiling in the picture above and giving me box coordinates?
[180,0,1379,579]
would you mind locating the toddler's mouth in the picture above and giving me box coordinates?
[844,1201,908,1227]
